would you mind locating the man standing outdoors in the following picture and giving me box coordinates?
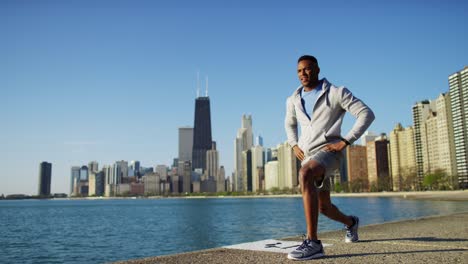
[285,55,375,260]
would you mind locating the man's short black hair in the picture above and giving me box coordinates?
[298,55,318,64]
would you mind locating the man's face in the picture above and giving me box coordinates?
[297,60,320,88]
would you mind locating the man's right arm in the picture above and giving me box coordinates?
[285,97,304,161]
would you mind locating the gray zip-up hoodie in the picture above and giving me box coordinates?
[285,78,375,156]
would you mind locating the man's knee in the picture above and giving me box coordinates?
[299,166,322,188]
[299,167,312,186]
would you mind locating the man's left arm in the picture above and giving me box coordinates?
[323,87,375,153]
[339,87,375,144]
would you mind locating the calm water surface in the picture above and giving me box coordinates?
[1,197,467,264]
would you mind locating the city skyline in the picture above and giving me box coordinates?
[15,67,467,196]
[2,0,468,195]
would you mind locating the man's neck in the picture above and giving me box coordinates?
[303,80,320,92]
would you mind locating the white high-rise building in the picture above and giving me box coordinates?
[88,173,96,196]
[234,114,253,191]
[421,93,456,178]
[179,127,193,162]
[277,142,298,189]
[435,93,456,179]
[412,100,434,187]
[419,101,437,175]
[411,93,458,189]
[265,160,279,190]
[449,66,468,188]
[361,131,378,146]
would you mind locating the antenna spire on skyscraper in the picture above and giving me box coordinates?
[205,76,208,97]
[197,71,200,98]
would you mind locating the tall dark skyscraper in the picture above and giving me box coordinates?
[38,161,52,196]
[192,96,212,171]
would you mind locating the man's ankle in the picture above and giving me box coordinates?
[306,235,319,242]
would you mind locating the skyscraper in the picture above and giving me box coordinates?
[206,141,219,179]
[130,161,141,177]
[70,166,80,195]
[88,161,99,173]
[419,93,457,188]
[361,131,378,146]
[192,97,212,171]
[412,100,433,188]
[366,135,391,191]
[265,147,278,163]
[242,149,252,191]
[144,172,160,195]
[217,166,226,192]
[345,145,368,192]
[179,127,194,162]
[449,66,468,188]
[180,160,192,193]
[38,162,52,196]
[389,123,416,191]
[277,142,298,189]
[234,114,253,191]
[155,165,168,181]
[113,161,127,184]
[251,144,265,192]
[264,160,279,190]
[88,172,105,196]
[256,135,264,147]
[103,165,115,197]
[80,165,89,181]
[434,93,456,180]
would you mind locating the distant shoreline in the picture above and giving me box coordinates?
[4,190,466,202]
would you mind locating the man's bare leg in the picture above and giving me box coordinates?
[299,160,326,240]
[318,191,353,227]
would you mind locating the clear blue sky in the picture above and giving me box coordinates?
[1,0,467,195]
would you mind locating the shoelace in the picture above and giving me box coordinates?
[297,234,317,250]
[297,239,310,250]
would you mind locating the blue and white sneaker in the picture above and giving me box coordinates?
[345,216,359,243]
[287,239,324,261]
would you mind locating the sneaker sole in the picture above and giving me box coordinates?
[287,252,324,261]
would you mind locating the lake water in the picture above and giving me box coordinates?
[1,197,468,263]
